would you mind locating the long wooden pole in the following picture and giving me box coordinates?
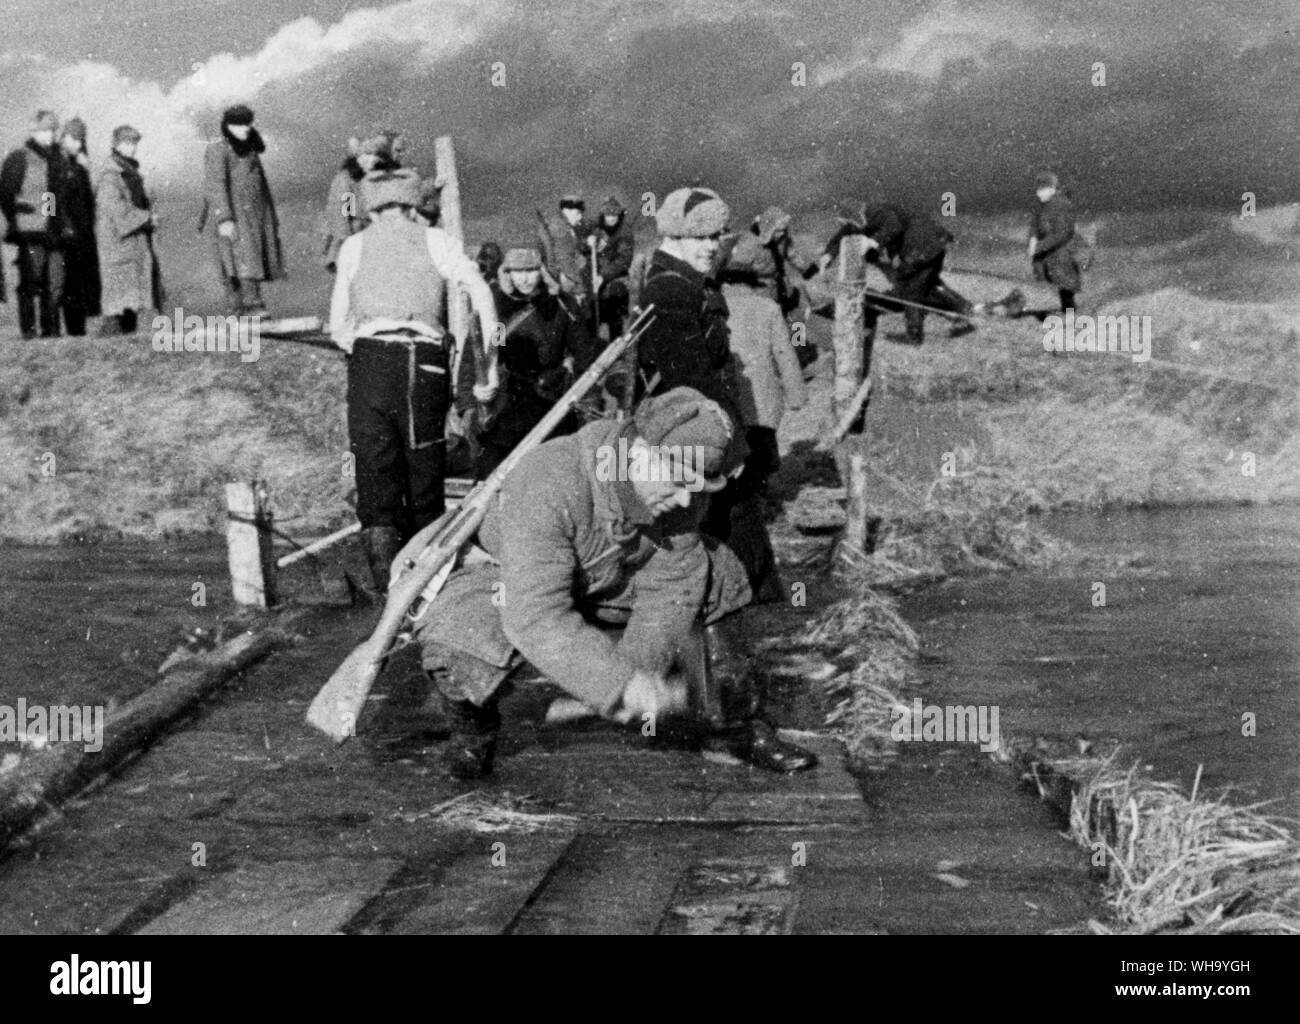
[832,236,871,553]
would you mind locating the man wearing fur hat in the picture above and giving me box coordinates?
[592,195,635,341]
[637,186,782,598]
[456,245,599,476]
[1028,171,1083,312]
[414,385,817,779]
[0,111,69,337]
[199,104,283,314]
[56,117,101,336]
[95,126,164,336]
[329,168,496,592]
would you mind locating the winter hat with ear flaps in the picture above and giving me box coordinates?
[656,187,730,239]
[632,387,736,492]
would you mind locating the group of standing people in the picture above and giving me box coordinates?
[0,111,162,337]
[0,103,291,337]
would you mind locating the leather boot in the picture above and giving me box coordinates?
[430,678,500,780]
[362,526,402,595]
[703,612,818,773]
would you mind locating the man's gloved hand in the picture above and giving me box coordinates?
[472,382,498,404]
[611,669,687,725]
[217,220,237,240]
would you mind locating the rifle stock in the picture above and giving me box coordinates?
[305,305,656,742]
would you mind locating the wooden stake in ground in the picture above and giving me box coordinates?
[831,236,871,552]
[435,135,496,401]
[226,481,277,607]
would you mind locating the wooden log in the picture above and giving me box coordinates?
[226,481,277,608]
[0,617,304,849]
[820,375,873,452]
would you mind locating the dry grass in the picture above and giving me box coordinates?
[1029,751,1300,935]
[796,588,920,763]
[394,790,578,833]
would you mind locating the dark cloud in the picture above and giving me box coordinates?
[4,0,1297,231]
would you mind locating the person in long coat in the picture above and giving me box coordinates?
[94,125,163,335]
[1028,171,1082,311]
[319,133,399,272]
[199,104,283,314]
[56,117,101,335]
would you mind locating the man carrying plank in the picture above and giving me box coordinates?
[414,386,817,779]
[329,168,497,592]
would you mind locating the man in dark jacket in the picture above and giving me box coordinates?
[592,195,635,340]
[822,202,974,345]
[413,387,817,779]
[56,117,101,335]
[1029,171,1082,312]
[639,186,785,607]
[0,111,68,338]
[457,245,599,476]
[200,104,284,314]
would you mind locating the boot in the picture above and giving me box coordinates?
[702,612,818,773]
[361,526,402,595]
[430,678,500,780]
[239,278,266,314]
[722,718,819,773]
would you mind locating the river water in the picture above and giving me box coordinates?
[901,504,1300,818]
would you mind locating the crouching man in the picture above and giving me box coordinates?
[414,386,818,779]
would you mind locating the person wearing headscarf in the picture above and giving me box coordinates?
[56,117,101,335]
[320,133,397,272]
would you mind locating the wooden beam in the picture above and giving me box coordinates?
[0,617,303,849]
[435,136,472,386]
[276,521,362,570]
[225,481,277,607]
[831,237,872,553]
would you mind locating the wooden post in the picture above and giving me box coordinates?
[435,135,474,388]
[832,236,871,553]
[226,481,277,607]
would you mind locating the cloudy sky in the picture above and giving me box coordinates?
[3,0,1297,220]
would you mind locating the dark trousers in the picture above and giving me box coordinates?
[894,251,971,342]
[347,336,449,540]
[595,278,629,339]
[702,428,783,603]
[16,243,64,337]
[61,244,98,336]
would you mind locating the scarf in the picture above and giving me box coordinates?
[221,124,265,158]
[112,151,150,210]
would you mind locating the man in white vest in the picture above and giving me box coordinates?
[329,168,496,592]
